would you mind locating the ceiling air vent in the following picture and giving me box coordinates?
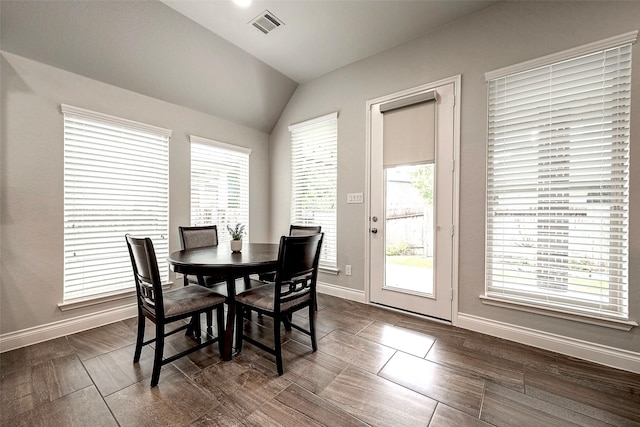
[250,10,284,35]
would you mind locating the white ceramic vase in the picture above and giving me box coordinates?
[230,239,243,253]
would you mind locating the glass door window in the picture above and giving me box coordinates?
[385,164,435,296]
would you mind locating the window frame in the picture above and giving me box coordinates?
[482,32,638,329]
[289,112,338,271]
[61,104,171,305]
[189,135,251,243]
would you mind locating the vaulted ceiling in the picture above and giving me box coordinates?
[162,0,497,84]
[1,0,497,133]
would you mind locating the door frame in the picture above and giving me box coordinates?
[364,74,461,325]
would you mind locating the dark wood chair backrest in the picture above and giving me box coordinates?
[125,234,164,319]
[179,225,219,250]
[178,225,229,286]
[274,233,323,311]
[289,225,322,236]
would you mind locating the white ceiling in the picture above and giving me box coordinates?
[162,0,498,83]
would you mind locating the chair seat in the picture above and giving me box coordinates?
[235,279,310,312]
[163,286,226,318]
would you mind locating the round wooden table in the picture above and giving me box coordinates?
[168,243,279,360]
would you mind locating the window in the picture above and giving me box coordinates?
[62,105,170,302]
[484,33,635,321]
[190,135,250,243]
[290,112,338,270]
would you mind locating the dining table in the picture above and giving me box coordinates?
[167,242,280,360]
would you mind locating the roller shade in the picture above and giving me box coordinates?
[382,91,436,167]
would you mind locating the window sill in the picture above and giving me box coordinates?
[59,282,174,311]
[479,295,637,331]
[319,266,340,275]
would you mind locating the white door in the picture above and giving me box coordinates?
[367,77,459,321]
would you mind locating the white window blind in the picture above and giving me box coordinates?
[485,36,634,320]
[62,105,170,302]
[289,112,338,269]
[190,135,250,243]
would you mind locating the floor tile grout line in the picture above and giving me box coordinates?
[375,349,398,377]
[425,401,439,426]
[478,379,487,422]
[69,336,122,426]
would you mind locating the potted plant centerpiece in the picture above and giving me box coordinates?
[227,223,245,253]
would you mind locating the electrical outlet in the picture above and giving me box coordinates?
[345,265,352,276]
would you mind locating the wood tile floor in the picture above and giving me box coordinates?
[1,294,639,426]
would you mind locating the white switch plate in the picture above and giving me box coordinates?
[345,265,352,275]
[347,192,363,204]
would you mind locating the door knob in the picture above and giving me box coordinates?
[371,227,378,234]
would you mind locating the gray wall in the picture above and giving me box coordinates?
[0,0,297,133]
[0,51,271,333]
[269,1,640,352]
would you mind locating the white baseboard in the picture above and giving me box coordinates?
[317,281,366,303]
[1,284,361,353]
[11,290,635,374]
[0,304,137,353]
[457,312,640,374]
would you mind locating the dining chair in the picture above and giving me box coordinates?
[234,233,324,375]
[178,225,227,287]
[126,234,226,387]
[258,224,322,282]
[179,224,259,320]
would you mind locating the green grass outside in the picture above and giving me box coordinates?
[386,255,433,269]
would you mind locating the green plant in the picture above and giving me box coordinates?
[410,164,434,206]
[386,241,412,256]
[227,223,245,240]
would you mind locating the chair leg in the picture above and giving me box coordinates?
[274,316,283,376]
[192,313,202,339]
[133,314,145,363]
[308,304,317,352]
[151,323,164,387]
[206,310,213,336]
[216,306,225,355]
[235,304,245,353]
[243,276,253,320]
[283,312,293,331]
[185,316,194,337]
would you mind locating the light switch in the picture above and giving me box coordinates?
[347,192,363,204]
